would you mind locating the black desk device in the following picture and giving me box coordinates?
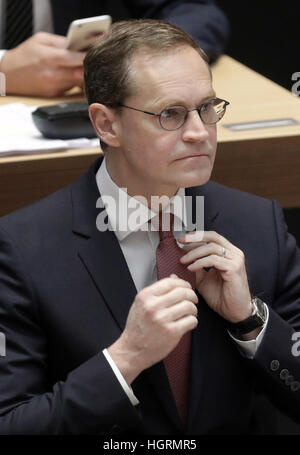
[32,101,97,139]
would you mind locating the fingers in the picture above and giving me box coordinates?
[180,241,233,265]
[177,231,247,278]
[138,278,197,317]
[172,314,198,336]
[179,231,245,263]
[160,300,198,323]
[32,32,68,48]
[38,67,83,97]
[53,67,83,87]
[136,277,198,325]
[2,32,85,96]
[185,250,247,276]
[179,231,233,251]
[186,254,230,272]
[150,276,193,296]
[156,286,198,308]
[32,32,86,67]
[43,47,85,67]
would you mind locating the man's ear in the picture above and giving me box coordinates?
[89,103,121,148]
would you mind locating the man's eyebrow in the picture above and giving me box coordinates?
[151,93,217,110]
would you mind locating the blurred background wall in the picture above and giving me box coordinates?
[217,0,300,249]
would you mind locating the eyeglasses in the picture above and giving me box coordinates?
[119,97,229,131]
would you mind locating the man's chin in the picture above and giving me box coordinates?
[177,169,212,188]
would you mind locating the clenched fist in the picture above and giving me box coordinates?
[108,276,198,385]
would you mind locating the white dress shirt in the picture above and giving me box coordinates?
[96,156,269,406]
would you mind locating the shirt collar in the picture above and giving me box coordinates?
[96,156,189,241]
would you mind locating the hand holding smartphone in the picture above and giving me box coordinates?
[66,15,112,51]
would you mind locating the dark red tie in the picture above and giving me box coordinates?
[155,213,195,422]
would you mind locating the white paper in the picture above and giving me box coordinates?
[0,103,99,156]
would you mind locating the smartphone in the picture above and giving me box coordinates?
[66,15,112,51]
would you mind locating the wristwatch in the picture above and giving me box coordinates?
[227,297,267,336]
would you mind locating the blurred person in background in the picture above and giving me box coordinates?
[0,0,229,97]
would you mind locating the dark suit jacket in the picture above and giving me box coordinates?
[50,0,229,60]
[0,156,300,435]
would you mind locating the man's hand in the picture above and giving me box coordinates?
[108,276,198,385]
[0,32,85,97]
[178,231,253,324]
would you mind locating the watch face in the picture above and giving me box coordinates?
[254,298,267,323]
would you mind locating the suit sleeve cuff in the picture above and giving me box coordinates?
[102,348,140,406]
[228,305,270,358]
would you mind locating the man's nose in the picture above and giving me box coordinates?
[181,109,210,142]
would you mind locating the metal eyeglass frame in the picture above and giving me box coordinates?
[118,97,230,131]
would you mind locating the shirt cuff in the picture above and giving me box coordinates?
[0,50,7,66]
[102,348,140,406]
[227,304,269,359]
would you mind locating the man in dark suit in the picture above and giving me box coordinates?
[0,0,229,96]
[0,19,300,435]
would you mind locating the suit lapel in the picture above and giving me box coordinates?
[78,230,138,332]
[71,156,137,332]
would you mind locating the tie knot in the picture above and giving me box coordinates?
[158,213,174,241]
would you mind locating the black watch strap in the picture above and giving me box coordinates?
[227,297,267,336]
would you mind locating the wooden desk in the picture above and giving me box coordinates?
[212,57,300,208]
[0,55,300,216]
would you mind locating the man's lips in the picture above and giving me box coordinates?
[175,153,210,160]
